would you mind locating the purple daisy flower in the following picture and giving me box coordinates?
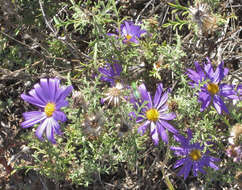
[108,21,146,44]
[186,58,236,114]
[186,61,206,88]
[21,78,73,144]
[131,83,178,145]
[98,63,122,86]
[171,129,220,180]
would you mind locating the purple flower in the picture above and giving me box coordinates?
[187,58,236,114]
[108,21,146,44]
[186,61,206,88]
[21,78,73,144]
[131,83,178,145]
[171,129,220,180]
[98,63,122,86]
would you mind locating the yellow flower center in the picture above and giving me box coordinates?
[207,83,219,95]
[44,102,56,117]
[146,108,159,122]
[126,34,132,41]
[189,149,202,161]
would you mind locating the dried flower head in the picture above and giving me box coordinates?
[228,123,242,145]
[153,54,165,70]
[118,119,132,138]
[72,90,88,110]
[189,3,218,35]
[82,111,104,139]
[101,82,126,107]
[168,100,179,112]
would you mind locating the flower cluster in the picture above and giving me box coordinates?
[96,56,237,180]
[19,19,241,183]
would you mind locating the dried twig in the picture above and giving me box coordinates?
[135,0,155,23]
[39,0,57,35]
[0,30,43,57]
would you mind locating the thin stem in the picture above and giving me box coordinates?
[160,133,175,190]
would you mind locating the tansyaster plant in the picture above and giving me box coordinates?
[171,129,220,180]
[186,58,237,114]
[21,78,73,144]
[130,83,178,145]
[107,21,146,44]
[98,63,122,87]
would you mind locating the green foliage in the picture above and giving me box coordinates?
[149,33,186,80]
[163,0,191,31]
[202,0,222,10]
[162,14,191,31]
